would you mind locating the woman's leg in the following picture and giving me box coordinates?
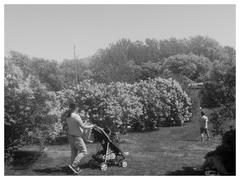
[72,137,87,167]
[68,135,78,164]
[71,146,78,164]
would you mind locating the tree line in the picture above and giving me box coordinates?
[5,35,235,89]
[4,35,235,157]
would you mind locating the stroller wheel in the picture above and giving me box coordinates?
[205,170,220,176]
[118,160,127,168]
[100,162,108,171]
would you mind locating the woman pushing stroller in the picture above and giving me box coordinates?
[65,103,94,174]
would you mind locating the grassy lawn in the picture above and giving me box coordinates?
[5,89,220,175]
[5,119,220,175]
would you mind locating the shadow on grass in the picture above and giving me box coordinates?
[7,150,42,170]
[166,166,205,175]
[33,163,99,175]
[33,166,73,175]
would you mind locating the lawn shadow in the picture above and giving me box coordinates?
[166,166,205,175]
[7,150,42,170]
[33,166,73,175]
[33,163,99,175]
[184,139,200,142]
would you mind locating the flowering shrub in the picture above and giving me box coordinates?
[104,82,143,130]
[135,77,192,128]
[58,80,143,132]
[5,63,63,157]
[59,78,192,133]
[5,62,192,156]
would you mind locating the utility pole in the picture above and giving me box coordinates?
[73,45,78,85]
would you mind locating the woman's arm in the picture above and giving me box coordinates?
[73,113,93,129]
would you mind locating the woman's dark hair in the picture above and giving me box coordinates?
[66,103,77,117]
[201,111,205,116]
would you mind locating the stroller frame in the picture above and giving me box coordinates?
[90,126,127,171]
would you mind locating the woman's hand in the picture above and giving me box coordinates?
[90,124,95,128]
[86,124,94,129]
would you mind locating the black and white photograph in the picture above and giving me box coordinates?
[3,3,236,176]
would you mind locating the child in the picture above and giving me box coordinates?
[199,111,210,142]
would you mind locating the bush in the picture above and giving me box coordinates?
[202,64,235,138]
[200,64,235,108]
[209,103,235,136]
[5,63,62,159]
[135,77,192,127]
[60,80,144,133]
[204,129,235,175]
[162,53,211,82]
[200,81,222,108]
[59,77,192,133]
[5,63,192,156]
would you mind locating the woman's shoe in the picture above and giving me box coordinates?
[68,164,82,174]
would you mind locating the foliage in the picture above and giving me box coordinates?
[200,64,235,108]
[204,128,235,175]
[5,51,64,91]
[135,78,192,128]
[30,58,63,91]
[59,80,144,132]
[58,59,93,87]
[200,81,222,108]
[202,63,235,136]
[89,36,233,83]
[5,36,235,87]
[5,51,32,78]
[209,102,235,136]
[4,61,63,157]
[59,78,192,133]
[162,53,211,82]
[4,35,235,155]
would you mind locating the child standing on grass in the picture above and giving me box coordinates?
[199,111,210,142]
[66,103,94,174]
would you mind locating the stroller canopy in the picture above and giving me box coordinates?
[92,126,124,155]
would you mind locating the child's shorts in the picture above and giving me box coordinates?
[200,127,209,134]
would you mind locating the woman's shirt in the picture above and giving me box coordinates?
[66,113,85,136]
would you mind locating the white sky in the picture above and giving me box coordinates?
[4,4,236,61]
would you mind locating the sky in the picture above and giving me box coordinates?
[4,4,236,62]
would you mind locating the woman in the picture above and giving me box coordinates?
[66,103,94,174]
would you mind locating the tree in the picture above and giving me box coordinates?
[30,58,63,91]
[201,63,235,135]
[189,36,222,61]
[162,54,211,82]
[201,61,235,108]
[158,37,190,58]
[88,36,234,84]
[5,51,64,91]
[137,61,162,81]
[5,51,32,78]
[5,61,62,156]
[59,59,91,86]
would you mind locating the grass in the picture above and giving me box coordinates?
[5,91,221,175]
[5,120,220,175]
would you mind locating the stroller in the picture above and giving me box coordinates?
[88,126,127,171]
